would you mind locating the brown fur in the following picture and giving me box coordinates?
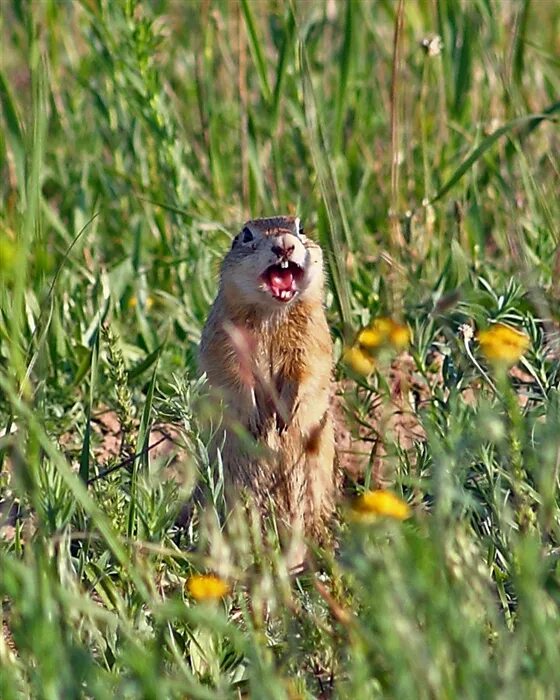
[199,217,335,561]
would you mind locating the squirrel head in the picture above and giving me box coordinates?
[221,216,324,309]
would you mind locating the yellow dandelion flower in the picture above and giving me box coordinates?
[358,317,410,351]
[477,323,530,365]
[343,346,376,376]
[186,574,230,602]
[357,326,384,349]
[128,295,154,310]
[350,489,411,521]
[358,317,393,349]
[388,321,411,349]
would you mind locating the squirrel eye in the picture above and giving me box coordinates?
[298,226,305,237]
[242,227,254,243]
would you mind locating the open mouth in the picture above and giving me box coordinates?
[260,260,305,302]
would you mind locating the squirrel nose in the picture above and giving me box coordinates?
[272,244,295,258]
[272,233,297,259]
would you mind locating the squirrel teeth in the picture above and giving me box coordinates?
[261,260,305,302]
[273,289,294,301]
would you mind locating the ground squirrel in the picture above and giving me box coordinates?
[199,216,335,563]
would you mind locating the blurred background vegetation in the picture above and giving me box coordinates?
[1,0,560,697]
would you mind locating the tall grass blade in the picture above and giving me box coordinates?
[389,0,405,251]
[334,0,355,152]
[428,111,560,205]
[271,8,296,128]
[240,0,272,103]
[137,356,160,475]
[297,27,353,330]
[0,70,26,194]
[512,0,531,86]
[79,322,100,483]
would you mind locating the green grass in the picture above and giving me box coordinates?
[1,0,560,697]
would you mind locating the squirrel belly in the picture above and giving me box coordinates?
[199,217,336,552]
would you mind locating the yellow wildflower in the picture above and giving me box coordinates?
[358,317,410,350]
[344,317,410,378]
[358,318,393,349]
[128,295,154,310]
[388,321,411,349]
[186,574,230,602]
[477,323,530,365]
[350,489,411,521]
[343,346,376,376]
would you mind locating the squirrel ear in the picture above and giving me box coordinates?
[231,226,254,248]
[241,226,254,243]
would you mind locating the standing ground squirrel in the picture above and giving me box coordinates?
[199,216,335,562]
